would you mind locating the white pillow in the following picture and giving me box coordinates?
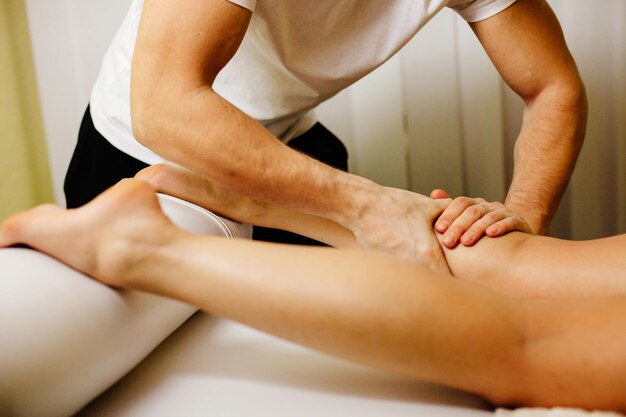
[0,195,250,417]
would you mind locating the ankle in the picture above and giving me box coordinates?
[121,231,192,296]
[95,222,183,289]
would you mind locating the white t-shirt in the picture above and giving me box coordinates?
[90,0,517,165]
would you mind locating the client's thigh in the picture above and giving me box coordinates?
[0,194,251,417]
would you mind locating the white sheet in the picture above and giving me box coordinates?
[496,408,625,417]
[0,248,196,417]
[79,314,494,417]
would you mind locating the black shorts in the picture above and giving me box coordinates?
[64,105,348,246]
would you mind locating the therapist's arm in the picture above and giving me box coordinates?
[137,164,626,300]
[434,0,587,247]
[136,164,363,249]
[130,0,449,271]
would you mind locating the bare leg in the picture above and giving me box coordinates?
[136,164,626,298]
[2,179,626,410]
[441,232,626,298]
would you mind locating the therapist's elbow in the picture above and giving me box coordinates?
[562,75,588,119]
[130,84,220,151]
[573,78,588,128]
[557,76,588,147]
[543,76,588,120]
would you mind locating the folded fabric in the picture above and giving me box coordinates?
[496,408,625,417]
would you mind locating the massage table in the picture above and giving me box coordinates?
[0,195,539,417]
[77,312,492,416]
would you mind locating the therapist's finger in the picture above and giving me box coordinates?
[430,189,450,200]
[486,216,532,237]
[440,203,491,248]
[435,197,474,233]
[429,197,453,218]
[459,211,505,246]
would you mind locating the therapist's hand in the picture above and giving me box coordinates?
[430,189,533,248]
[348,187,452,273]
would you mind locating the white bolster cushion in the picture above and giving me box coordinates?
[0,195,251,417]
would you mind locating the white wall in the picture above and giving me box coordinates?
[24,0,130,204]
[26,0,625,239]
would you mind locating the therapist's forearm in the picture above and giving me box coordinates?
[129,0,384,251]
[505,82,587,234]
[132,87,377,226]
[136,164,360,249]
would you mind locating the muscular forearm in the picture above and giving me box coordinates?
[506,82,587,233]
[131,0,378,231]
[136,161,453,268]
[130,0,451,266]
[257,205,358,249]
[137,164,359,249]
[468,0,587,235]
[133,87,377,227]
[228,197,358,249]
[126,233,523,404]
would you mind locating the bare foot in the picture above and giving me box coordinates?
[0,179,182,288]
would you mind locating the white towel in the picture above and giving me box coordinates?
[496,408,624,417]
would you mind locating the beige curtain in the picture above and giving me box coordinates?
[0,0,53,221]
